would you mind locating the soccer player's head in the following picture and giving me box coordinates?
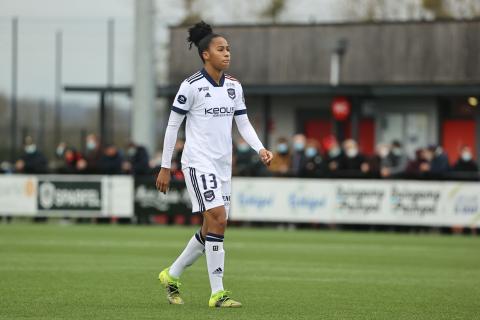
[187,21,230,71]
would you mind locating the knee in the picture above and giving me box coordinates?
[211,215,227,230]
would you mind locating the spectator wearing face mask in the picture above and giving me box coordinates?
[290,134,307,177]
[339,139,369,177]
[429,145,450,177]
[387,140,408,178]
[453,146,478,173]
[77,134,102,174]
[268,137,291,176]
[15,136,48,174]
[368,143,392,178]
[234,138,264,176]
[299,139,325,178]
[322,135,342,176]
[122,142,150,175]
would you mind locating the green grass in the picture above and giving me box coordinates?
[0,224,479,320]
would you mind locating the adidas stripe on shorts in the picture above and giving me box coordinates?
[182,167,231,218]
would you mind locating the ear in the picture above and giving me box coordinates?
[202,50,210,61]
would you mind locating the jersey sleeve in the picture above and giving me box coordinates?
[171,80,194,115]
[233,82,247,116]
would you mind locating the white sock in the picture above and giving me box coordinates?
[205,232,225,294]
[169,230,205,278]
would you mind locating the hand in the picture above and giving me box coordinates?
[259,149,273,166]
[381,167,390,177]
[156,167,171,194]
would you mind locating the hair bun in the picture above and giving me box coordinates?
[187,21,213,49]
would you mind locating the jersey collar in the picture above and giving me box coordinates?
[201,68,225,87]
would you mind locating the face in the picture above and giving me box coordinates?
[203,37,230,70]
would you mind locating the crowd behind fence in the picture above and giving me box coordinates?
[1,132,478,181]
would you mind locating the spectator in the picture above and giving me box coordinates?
[0,161,13,174]
[322,135,342,176]
[55,142,67,159]
[234,138,264,176]
[122,142,150,175]
[387,140,408,178]
[268,137,291,176]
[77,134,103,174]
[406,148,431,178]
[290,134,307,177]
[57,147,83,174]
[338,139,369,176]
[98,144,124,175]
[430,145,450,176]
[299,139,325,178]
[368,143,392,178]
[15,136,48,174]
[453,146,478,172]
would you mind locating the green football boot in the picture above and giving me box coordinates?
[159,268,184,305]
[208,290,242,308]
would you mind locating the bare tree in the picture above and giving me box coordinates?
[261,0,286,23]
[180,0,202,26]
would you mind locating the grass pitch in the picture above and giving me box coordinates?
[0,224,479,320]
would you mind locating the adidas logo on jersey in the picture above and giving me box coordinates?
[205,92,211,98]
[212,267,223,275]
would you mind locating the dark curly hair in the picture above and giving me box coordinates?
[187,21,222,62]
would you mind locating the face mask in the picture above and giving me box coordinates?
[277,143,288,154]
[128,147,136,157]
[293,142,305,152]
[305,147,317,158]
[329,147,340,158]
[86,141,96,150]
[461,152,472,162]
[392,148,402,156]
[346,148,358,158]
[25,144,36,154]
[379,148,389,158]
[56,146,65,157]
[237,144,250,153]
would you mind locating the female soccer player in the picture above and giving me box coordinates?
[156,21,273,308]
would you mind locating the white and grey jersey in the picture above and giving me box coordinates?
[170,68,248,181]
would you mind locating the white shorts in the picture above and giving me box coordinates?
[182,167,231,218]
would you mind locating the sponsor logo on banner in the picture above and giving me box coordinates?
[238,192,273,210]
[288,193,326,212]
[390,187,440,217]
[0,176,37,214]
[38,181,101,211]
[454,195,479,216]
[135,184,191,211]
[336,185,384,215]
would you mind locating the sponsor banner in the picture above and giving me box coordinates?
[134,176,191,221]
[35,175,134,217]
[0,175,37,215]
[103,176,134,217]
[231,177,332,222]
[38,176,103,213]
[231,178,480,227]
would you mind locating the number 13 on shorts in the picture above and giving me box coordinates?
[183,167,231,217]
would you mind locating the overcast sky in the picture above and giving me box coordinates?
[0,0,348,105]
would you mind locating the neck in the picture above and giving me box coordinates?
[204,64,223,85]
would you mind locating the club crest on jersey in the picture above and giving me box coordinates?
[204,190,215,202]
[177,95,187,104]
[227,88,236,100]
